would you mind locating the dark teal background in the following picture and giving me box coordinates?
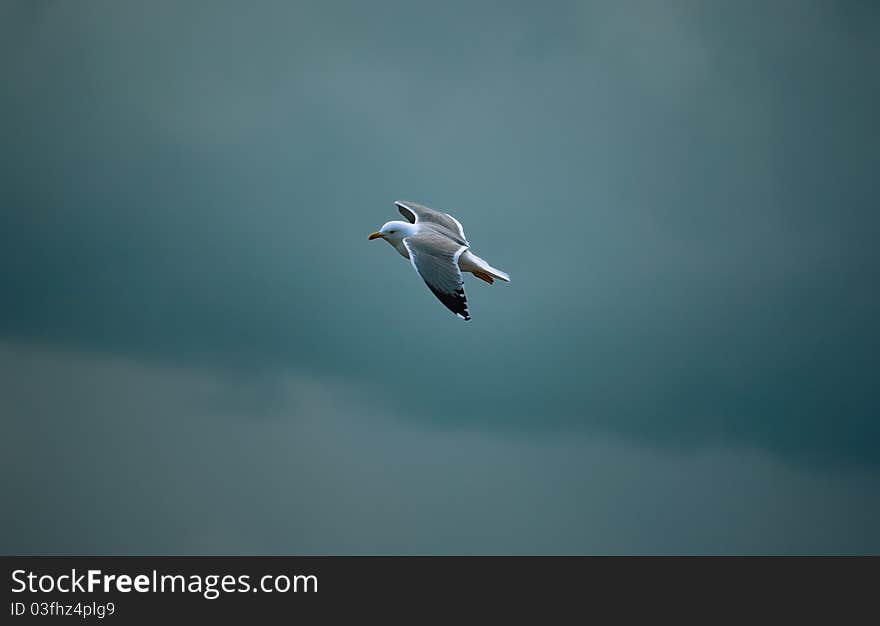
[2,0,878,554]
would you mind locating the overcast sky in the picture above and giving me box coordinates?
[2,0,878,554]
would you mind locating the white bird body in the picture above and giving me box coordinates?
[369,201,510,320]
[377,219,508,280]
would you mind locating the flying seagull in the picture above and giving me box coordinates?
[368,201,510,320]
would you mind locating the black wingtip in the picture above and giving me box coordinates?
[395,201,417,224]
[425,282,470,321]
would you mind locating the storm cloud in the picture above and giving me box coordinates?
[1,1,878,553]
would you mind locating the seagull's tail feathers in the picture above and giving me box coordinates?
[460,250,510,283]
[486,265,510,282]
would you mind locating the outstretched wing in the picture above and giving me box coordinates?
[395,200,468,245]
[403,232,470,321]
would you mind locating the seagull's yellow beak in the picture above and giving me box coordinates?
[368,231,383,240]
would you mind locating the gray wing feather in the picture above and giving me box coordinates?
[395,200,468,244]
[403,233,470,320]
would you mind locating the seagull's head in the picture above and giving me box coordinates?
[368,220,415,244]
